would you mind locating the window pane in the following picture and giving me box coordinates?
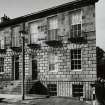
[78,50,81,54]
[71,11,81,25]
[12,26,20,37]
[78,24,81,30]
[70,11,82,38]
[78,54,81,59]
[78,65,81,69]
[49,54,58,71]
[78,31,81,37]
[48,16,58,30]
[12,26,20,46]
[0,38,5,49]
[30,21,42,43]
[78,60,81,64]
[74,25,78,31]
[74,54,77,59]
[31,33,39,43]
[70,31,74,38]
[74,31,78,37]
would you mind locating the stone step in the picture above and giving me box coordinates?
[0,80,41,94]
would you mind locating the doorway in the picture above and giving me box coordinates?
[32,55,37,80]
[12,55,19,80]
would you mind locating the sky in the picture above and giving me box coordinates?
[0,0,105,50]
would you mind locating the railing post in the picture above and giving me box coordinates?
[20,29,26,100]
[22,36,25,100]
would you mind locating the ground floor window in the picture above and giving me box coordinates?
[47,84,57,96]
[71,49,81,70]
[0,57,4,72]
[49,53,58,71]
[72,84,83,97]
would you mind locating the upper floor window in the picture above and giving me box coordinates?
[12,26,21,47]
[29,21,41,44]
[0,30,11,49]
[49,53,58,71]
[4,30,11,47]
[48,16,58,30]
[0,38,5,49]
[0,31,5,49]
[48,16,58,40]
[71,49,81,70]
[0,57,4,72]
[70,10,82,38]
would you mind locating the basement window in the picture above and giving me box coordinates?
[72,84,83,97]
[47,84,57,96]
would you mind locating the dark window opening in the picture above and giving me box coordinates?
[32,55,37,80]
[47,84,57,96]
[12,55,19,80]
[72,84,83,97]
[0,58,4,72]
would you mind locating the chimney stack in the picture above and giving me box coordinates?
[1,14,10,23]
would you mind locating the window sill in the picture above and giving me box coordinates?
[49,70,58,73]
[71,69,82,72]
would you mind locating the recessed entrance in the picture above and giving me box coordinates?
[12,55,19,80]
[32,55,37,80]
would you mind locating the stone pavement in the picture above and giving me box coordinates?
[0,94,47,104]
[0,94,93,105]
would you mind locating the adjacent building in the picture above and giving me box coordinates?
[0,0,99,100]
[97,47,105,79]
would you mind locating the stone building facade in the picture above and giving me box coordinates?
[0,0,99,99]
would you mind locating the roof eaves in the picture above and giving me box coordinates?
[0,0,99,28]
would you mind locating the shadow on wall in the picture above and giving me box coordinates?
[29,81,48,95]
